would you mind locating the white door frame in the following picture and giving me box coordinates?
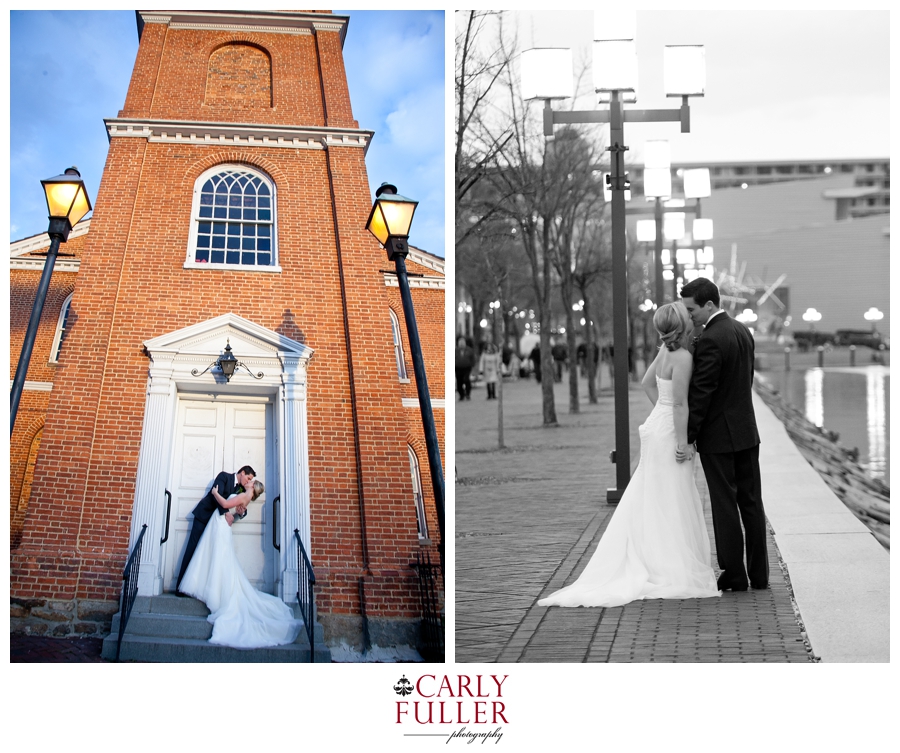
[131,313,313,601]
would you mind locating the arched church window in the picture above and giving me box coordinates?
[187,165,278,270]
[390,309,408,380]
[50,293,74,364]
[408,445,428,542]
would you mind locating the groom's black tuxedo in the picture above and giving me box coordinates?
[688,311,768,590]
[176,471,239,590]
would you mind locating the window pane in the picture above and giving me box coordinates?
[194,167,275,267]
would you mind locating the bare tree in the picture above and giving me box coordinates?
[455,11,514,247]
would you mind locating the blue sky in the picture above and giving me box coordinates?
[8,10,445,257]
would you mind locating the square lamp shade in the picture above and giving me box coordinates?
[693,218,714,241]
[664,213,685,241]
[521,48,574,100]
[602,175,632,202]
[664,45,706,97]
[593,10,636,41]
[593,40,637,93]
[41,167,92,226]
[366,186,418,245]
[683,168,711,198]
[643,168,672,199]
[676,247,695,266]
[636,219,656,242]
[644,140,671,170]
[696,246,714,265]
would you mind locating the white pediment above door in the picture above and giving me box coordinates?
[144,313,312,360]
[143,313,313,393]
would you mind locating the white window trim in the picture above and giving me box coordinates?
[408,445,429,542]
[185,163,280,271]
[390,308,409,382]
[49,293,74,364]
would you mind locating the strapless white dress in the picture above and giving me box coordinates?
[538,378,720,607]
[179,499,303,648]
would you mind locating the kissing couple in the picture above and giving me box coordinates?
[540,277,768,609]
[175,465,303,648]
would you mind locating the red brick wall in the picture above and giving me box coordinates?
[10,13,444,637]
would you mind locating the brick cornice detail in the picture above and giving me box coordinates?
[10,219,87,271]
[105,118,373,153]
[383,275,445,290]
[139,11,348,45]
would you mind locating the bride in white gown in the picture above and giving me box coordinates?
[539,302,720,608]
[179,480,303,648]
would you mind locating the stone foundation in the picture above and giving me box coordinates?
[10,598,118,638]
[320,613,422,652]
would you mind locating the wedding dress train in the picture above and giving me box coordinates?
[179,502,303,648]
[538,378,720,608]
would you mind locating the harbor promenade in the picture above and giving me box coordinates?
[455,370,889,663]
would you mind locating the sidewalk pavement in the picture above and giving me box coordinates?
[456,371,886,663]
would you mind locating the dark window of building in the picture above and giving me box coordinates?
[190,165,276,267]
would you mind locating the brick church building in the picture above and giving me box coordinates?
[10,10,445,656]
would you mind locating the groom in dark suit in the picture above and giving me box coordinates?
[680,278,768,592]
[175,464,256,593]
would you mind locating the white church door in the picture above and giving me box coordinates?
[162,397,276,593]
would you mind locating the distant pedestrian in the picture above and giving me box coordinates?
[480,342,501,400]
[529,344,542,383]
[551,341,567,382]
[455,336,475,401]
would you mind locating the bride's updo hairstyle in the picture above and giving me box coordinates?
[653,302,692,352]
[251,480,265,501]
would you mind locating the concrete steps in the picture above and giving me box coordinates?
[101,594,330,663]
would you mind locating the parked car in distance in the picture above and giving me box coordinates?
[834,329,888,349]
[793,331,835,350]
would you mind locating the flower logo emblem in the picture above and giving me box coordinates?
[394,675,414,697]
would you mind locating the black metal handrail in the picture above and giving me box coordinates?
[294,528,317,663]
[116,524,148,662]
[411,550,444,662]
[160,490,172,544]
[272,495,280,551]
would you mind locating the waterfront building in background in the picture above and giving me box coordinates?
[628,161,889,341]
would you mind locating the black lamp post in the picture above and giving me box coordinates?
[11,167,92,435]
[522,17,705,503]
[366,183,445,568]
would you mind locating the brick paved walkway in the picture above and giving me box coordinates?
[9,635,107,662]
[456,374,813,663]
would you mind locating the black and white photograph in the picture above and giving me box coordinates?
[455,8,889,665]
